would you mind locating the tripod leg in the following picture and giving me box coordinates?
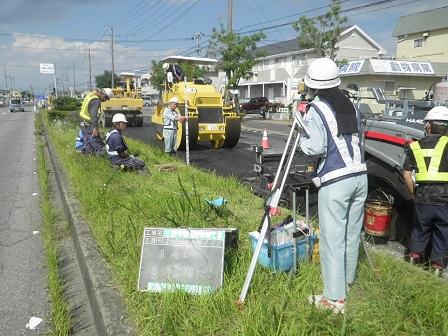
[360,232,374,270]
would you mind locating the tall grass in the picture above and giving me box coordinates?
[35,116,72,335]
[43,111,448,336]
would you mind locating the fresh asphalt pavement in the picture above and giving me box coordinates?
[0,106,50,334]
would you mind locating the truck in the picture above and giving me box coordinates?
[246,84,448,242]
[99,72,144,127]
[151,56,241,150]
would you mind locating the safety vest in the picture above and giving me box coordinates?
[79,92,100,121]
[310,101,367,187]
[410,136,448,182]
[105,129,128,157]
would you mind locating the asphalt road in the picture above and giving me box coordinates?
[0,105,50,334]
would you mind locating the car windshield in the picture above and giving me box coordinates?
[244,98,252,103]
[11,99,21,104]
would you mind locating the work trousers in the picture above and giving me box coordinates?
[409,203,448,268]
[163,128,177,154]
[318,174,368,300]
[80,123,106,156]
[110,156,146,171]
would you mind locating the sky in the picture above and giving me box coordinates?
[0,0,446,95]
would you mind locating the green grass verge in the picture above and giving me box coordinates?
[36,116,73,335]
[42,111,448,336]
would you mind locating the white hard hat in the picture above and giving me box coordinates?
[101,88,114,100]
[304,58,341,89]
[169,97,179,103]
[424,106,448,122]
[162,63,170,71]
[112,113,127,123]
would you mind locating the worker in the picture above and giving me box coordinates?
[299,58,368,314]
[162,97,186,155]
[163,63,185,83]
[403,106,448,275]
[78,88,114,156]
[105,113,147,172]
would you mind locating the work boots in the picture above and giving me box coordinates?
[408,253,421,265]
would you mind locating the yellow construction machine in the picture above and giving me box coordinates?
[99,72,144,127]
[152,56,241,149]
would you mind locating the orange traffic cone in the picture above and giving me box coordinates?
[261,128,269,149]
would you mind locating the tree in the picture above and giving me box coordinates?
[95,71,120,88]
[207,24,266,102]
[292,0,347,60]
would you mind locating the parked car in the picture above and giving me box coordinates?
[10,99,25,112]
[142,96,152,107]
[239,97,269,115]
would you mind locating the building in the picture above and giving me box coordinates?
[392,6,448,62]
[237,25,386,103]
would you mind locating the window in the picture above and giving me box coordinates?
[413,39,423,48]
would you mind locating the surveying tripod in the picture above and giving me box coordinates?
[238,112,310,305]
[238,111,374,306]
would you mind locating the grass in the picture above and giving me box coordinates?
[41,110,448,336]
[35,116,72,335]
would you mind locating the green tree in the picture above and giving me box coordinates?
[95,71,120,88]
[207,24,266,102]
[292,0,347,60]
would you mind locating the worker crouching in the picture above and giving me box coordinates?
[105,113,149,174]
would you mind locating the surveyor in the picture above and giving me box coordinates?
[162,96,186,155]
[105,113,147,172]
[403,106,448,275]
[299,58,368,314]
[78,88,114,155]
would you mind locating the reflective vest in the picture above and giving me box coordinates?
[105,129,128,157]
[311,101,367,187]
[79,92,99,121]
[410,136,448,182]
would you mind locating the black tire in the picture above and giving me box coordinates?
[222,117,241,149]
[177,117,199,150]
[135,115,143,127]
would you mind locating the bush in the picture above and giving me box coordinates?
[52,96,82,111]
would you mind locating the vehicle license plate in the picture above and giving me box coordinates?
[207,125,217,130]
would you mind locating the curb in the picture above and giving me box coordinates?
[40,115,135,335]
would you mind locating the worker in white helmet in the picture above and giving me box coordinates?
[105,113,148,173]
[403,106,448,275]
[162,96,186,154]
[299,58,368,314]
[163,62,185,84]
[78,88,114,155]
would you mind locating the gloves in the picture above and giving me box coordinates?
[180,117,187,122]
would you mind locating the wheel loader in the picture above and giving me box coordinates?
[151,56,241,150]
[99,72,144,127]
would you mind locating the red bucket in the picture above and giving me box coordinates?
[364,190,393,237]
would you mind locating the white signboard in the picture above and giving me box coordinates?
[339,60,365,75]
[40,63,55,75]
[369,59,434,75]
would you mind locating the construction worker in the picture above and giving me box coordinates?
[162,96,186,155]
[105,113,147,172]
[403,106,448,275]
[163,63,185,83]
[299,58,368,314]
[78,88,114,155]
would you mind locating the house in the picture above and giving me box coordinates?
[392,6,448,62]
[237,25,386,103]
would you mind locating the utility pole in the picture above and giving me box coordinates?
[3,65,8,97]
[194,32,204,57]
[72,62,76,95]
[86,48,92,91]
[111,26,115,88]
[227,0,233,32]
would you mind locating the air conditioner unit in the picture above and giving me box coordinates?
[423,32,429,37]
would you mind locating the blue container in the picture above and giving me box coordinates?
[249,232,318,272]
